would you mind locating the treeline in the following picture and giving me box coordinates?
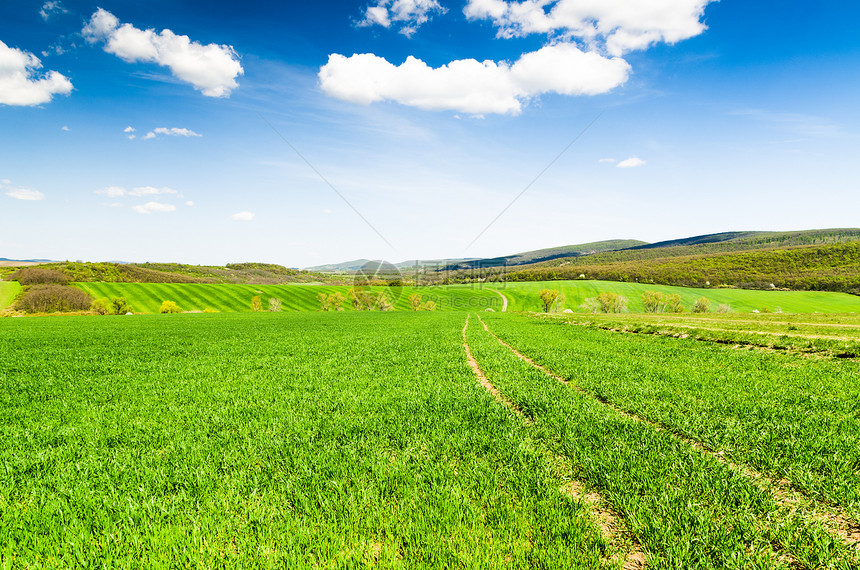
[502,242,860,294]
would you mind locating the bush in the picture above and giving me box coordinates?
[692,297,711,313]
[251,295,262,312]
[597,292,628,313]
[642,291,666,313]
[16,284,92,313]
[717,303,732,314]
[91,297,113,315]
[160,301,182,314]
[419,300,437,311]
[538,289,563,312]
[203,308,219,313]
[10,268,70,285]
[268,298,282,312]
[580,298,600,313]
[408,293,422,311]
[666,294,685,313]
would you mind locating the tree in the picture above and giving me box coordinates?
[328,292,346,311]
[16,284,91,313]
[374,291,393,311]
[251,295,262,312]
[268,297,282,312]
[408,293,422,311]
[160,300,182,314]
[580,298,600,313]
[692,297,711,313]
[112,297,132,314]
[597,292,627,313]
[419,300,437,311]
[642,291,666,313]
[538,289,562,313]
[666,294,685,313]
[318,292,329,311]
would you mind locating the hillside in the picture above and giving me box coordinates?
[440,239,648,271]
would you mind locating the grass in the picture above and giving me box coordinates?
[3,309,859,567]
[73,283,500,313]
[0,281,21,310]
[481,312,860,529]
[0,312,609,568]
[497,279,860,313]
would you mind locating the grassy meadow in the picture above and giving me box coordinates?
[496,280,860,314]
[0,281,21,310]
[73,283,500,313]
[2,309,860,567]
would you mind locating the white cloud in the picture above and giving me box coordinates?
[5,188,45,201]
[82,8,243,97]
[61,125,70,131]
[133,202,176,214]
[360,0,446,36]
[142,127,201,140]
[1,179,10,185]
[40,1,68,21]
[230,211,255,221]
[95,185,178,197]
[598,157,616,163]
[320,43,629,115]
[185,200,194,207]
[464,0,715,56]
[124,126,135,132]
[616,157,646,168]
[0,40,73,106]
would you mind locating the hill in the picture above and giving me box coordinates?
[440,239,648,271]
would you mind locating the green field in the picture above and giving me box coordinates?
[0,281,21,309]
[496,280,860,313]
[2,311,859,567]
[73,282,500,313]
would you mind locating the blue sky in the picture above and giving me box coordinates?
[1,0,858,267]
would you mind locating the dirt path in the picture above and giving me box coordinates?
[487,289,508,312]
[462,316,645,570]
[476,314,860,558]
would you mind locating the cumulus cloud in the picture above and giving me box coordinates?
[230,211,255,222]
[2,180,45,201]
[464,0,714,56]
[40,1,68,21]
[142,127,201,140]
[133,202,176,214]
[82,8,243,97]
[320,43,629,115]
[61,125,70,131]
[616,157,646,168]
[360,0,446,36]
[0,40,73,106]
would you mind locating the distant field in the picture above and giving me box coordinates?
[74,282,500,313]
[497,280,860,313]
[0,281,21,309]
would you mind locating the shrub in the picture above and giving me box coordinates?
[16,284,92,313]
[328,292,346,311]
[419,300,437,311]
[642,291,666,313]
[160,301,182,314]
[666,294,685,313]
[10,268,70,285]
[251,295,262,312]
[203,308,219,313]
[597,292,627,313]
[408,293,422,311]
[268,298,282,312]
[91,297,113,315]
[717,303,732,314]
[112,297,132,314]
[692,297,711,313]
[374,291,393,311]
[580,298,600,313]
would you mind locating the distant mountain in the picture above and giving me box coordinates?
[306,258,482,273]
[0,257,54,262]
[439,239,648,271]
[304,259,375,272]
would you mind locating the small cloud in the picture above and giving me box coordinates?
[230,211,254,221]
[1,179,11,185]
[128,186,178,197]
[124,126,135,133]
[323,208,332,214]
[616,157,646,168]
[40,1,68,21]
[185,200,194,206]
[61,125,70,131]
[6,188,45,201]
[598,157,616,163]
[94,185,127,197]
[133,202,176,214]
[359,0,446,37]
[142,127,201,140]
